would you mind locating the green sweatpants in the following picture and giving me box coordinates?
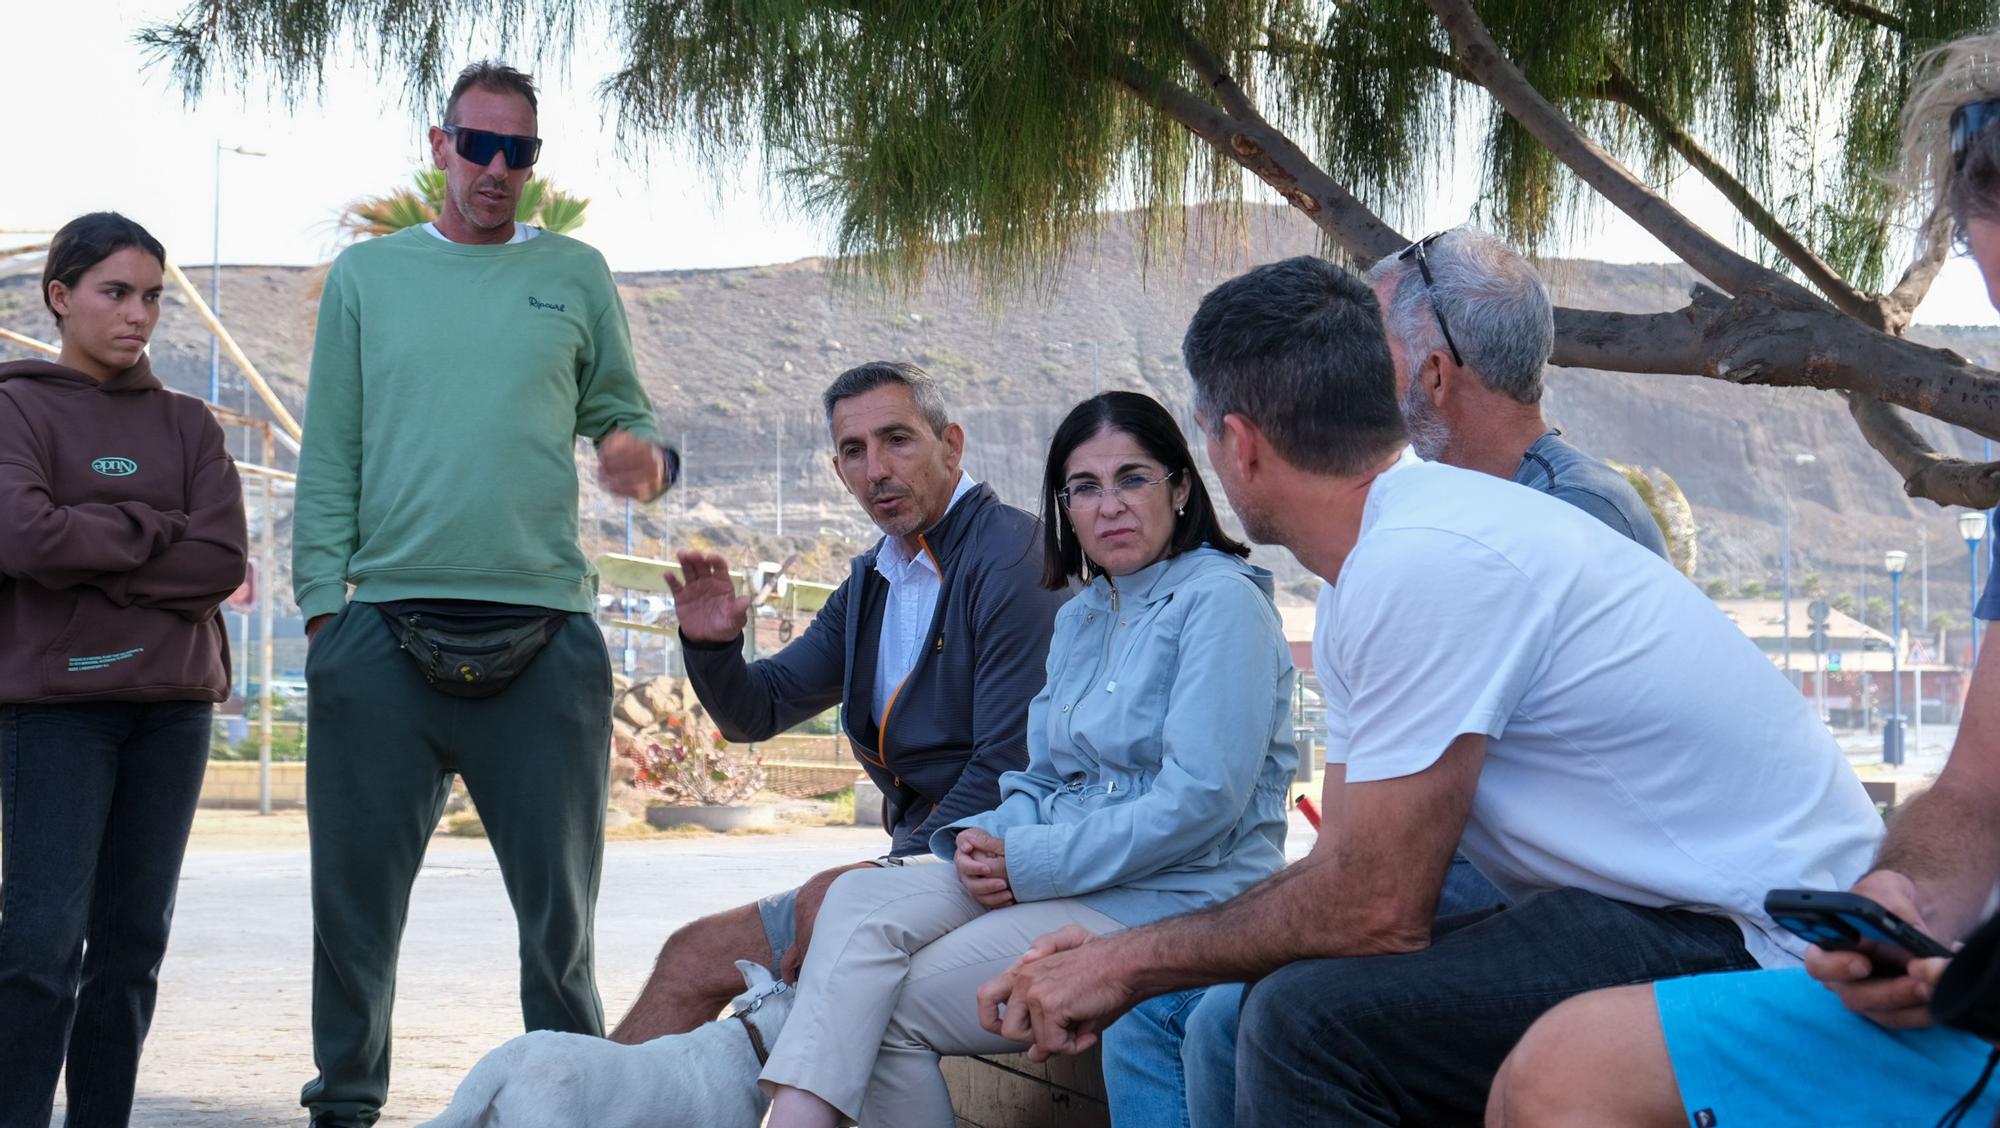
[298,602,612,1125]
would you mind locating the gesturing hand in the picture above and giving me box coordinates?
[597,429,666,501]
[976,925,1134,1061]
[666,551,754,643]
[955,828,1014,908]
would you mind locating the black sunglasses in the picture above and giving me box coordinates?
[442,125,542,170]
[1952,99,2000,171]
[1396,231,1466,368]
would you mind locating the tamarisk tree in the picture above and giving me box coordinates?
[144,0,2000,504]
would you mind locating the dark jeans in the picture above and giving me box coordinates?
[0,700,213,1128]
[300,604,612,1127]
[1234,886,1758,1126]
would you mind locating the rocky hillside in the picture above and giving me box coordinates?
[3,205,1993,621]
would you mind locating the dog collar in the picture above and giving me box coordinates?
[733,1010,772,1065]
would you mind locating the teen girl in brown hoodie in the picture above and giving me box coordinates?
[0,212,247,1128]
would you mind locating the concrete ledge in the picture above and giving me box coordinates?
[1861,775,1933,810]
[943,1048,1110,1128]
[199,760,306,810]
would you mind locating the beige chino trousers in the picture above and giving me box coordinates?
[758,860,1123,1126]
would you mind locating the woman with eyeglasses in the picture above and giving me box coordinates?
[0,212,247,1128]
[1481,27,2000,1128]
[753,390,1297,1127]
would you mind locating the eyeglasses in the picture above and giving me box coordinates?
[1397,231,1466,368]
[1951,99,2000,171]
[1058,470,1179,511]
[441,125,543,170]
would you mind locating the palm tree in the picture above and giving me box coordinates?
[334,168,590,242]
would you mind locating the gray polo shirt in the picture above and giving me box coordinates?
[1513,431,1671,560]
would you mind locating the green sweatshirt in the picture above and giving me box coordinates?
[293,227,661,619]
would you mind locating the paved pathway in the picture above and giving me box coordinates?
[72,823,886,1127]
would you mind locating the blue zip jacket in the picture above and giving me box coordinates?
[932,546,1297,926]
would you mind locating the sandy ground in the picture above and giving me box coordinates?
[58,815,891,1127]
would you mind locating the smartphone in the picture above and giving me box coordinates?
[1764,888,1953,967]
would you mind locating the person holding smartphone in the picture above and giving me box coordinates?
[0,212,248,1128]
[1487,29,2000,1128]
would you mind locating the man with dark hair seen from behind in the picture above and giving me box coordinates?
[985,256,1882,1128]
[1103,229,1680,1127]
[608,361,1067,1043]
[294,61,674,1127]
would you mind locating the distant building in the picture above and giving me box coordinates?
[1712,599,1970,725]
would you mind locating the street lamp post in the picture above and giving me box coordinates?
[1965,511,1989,665]
[1780,453,1816,679]
[209,142,267,404]
[1885,550,1908,766]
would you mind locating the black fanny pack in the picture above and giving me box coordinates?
[375,606,565,698]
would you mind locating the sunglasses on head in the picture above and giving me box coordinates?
[1951,98,2000,171]
[1396,230,1466,368]
[442,125,542,170]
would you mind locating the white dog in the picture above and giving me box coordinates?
[417,960,793,1128]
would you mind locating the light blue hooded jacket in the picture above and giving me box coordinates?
[931,545,1297,926]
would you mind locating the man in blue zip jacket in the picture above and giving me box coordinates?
[610,361,1067,1041]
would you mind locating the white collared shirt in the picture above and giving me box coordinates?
[871,471,977,724]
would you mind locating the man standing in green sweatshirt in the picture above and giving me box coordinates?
[293,61,674,1128]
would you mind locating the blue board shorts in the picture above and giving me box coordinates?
[1656,967,2000,1127]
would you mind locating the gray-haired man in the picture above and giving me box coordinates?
[609,362,1067,1042]
[1366,226,1670,560]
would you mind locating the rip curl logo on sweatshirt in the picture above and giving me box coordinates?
[527,296,567,312]
[91,456,138,476]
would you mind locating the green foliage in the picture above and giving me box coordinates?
[334,168,591,241]
[142,1,1998,292]
[1865,594,1891,627]
[1740,579,1766,598]
[1799,571,1825,598]
[1614,462,1698,577]
[1704,578,1731,599]
[1833,592,1858,615]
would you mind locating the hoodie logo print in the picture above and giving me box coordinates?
[91,457,138,477]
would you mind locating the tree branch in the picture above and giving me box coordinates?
[1102,45,1408,261]
[1846,394,2000,508]
[1424,0,1827,311]
[1598,60,1869,318]
[1555,289,2000,436]
[1877,206,1953,334]
[1810,0,1905,35]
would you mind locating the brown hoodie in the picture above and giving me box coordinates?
[0,357,247,704]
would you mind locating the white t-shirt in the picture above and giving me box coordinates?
[1315,451,1882,968]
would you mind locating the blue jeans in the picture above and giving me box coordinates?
[1234,888,1754,1125]
[0,701,213,1128]
[1437,853,1506,916]
[1103,857,1509,1125]
[1104,983,1244,1128]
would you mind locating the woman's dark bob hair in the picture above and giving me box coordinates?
[41,212,167,327]
[1039,391,1249,590]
